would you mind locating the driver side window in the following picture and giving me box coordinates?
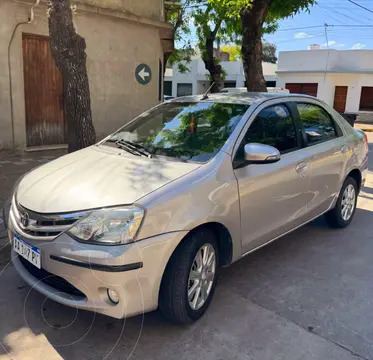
[244,104,299,154]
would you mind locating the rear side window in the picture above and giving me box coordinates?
[244,104,299,154]
[297,103,337,145]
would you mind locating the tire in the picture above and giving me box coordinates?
[159,228,219,324]
[325,176,358,228]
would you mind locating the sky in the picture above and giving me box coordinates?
[263,0,373,53]
[184,0,373,54]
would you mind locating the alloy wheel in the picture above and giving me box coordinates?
[341,184,356,221]
[187,243,216,311]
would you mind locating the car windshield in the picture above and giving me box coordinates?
[104,102,249,163]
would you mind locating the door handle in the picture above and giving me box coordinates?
[341,144,349,154]
[296,161,308,172]
[296,162,308,178]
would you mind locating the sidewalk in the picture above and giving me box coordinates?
[0,150,66,265]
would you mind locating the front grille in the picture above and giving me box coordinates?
[11,199,85,241]
[19,256,86,299]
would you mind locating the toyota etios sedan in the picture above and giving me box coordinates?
[8,93,368,324]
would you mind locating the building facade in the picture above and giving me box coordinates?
[276,49,373,114]
[164,59,278,98]
[0,0,172,150]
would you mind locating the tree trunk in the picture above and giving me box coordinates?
[202,34,223,93]
[241,0,271,92]
[48,0,96,153]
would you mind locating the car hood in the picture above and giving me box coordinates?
[17,146,200,213]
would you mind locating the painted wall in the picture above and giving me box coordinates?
[276,72,373,113]
[0,0,167,149]
[278,49,373,73]
[76,0,164,21]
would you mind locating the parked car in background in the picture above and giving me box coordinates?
[8,92,368,324]
[220,87,290,94]
[164,95,174,101]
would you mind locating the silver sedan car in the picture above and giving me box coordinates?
[8,93,368,324]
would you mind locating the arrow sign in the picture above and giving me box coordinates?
[135,64,152,85]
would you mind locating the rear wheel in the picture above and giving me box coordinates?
[159,228,218,324]
[325,176,357,228]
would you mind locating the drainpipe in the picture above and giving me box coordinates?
[7,0,40,151]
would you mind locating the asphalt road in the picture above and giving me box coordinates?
[1,143,373,360]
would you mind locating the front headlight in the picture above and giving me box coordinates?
[67,206,145,245]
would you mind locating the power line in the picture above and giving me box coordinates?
[318,5,344,24]
[278,25,325,31]
[324,23,330,49]
[278,24,373,31]
[348,0,373,14]
[331,24,373,27]
[319,3,373,24]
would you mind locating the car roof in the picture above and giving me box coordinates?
[169,92,315,105]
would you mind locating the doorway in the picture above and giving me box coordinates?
[333,86,348,113]
[22,33,66,147]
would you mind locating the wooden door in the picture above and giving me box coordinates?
[22,33,66,147]
[333,86,348,113]
[285,83,318,97]
[360,87,373,111]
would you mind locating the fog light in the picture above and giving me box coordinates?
[107,289,119,304]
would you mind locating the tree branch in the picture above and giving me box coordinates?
[211,18,223,39]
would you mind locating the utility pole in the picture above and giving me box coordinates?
[324,23,331,81]
[324,23,329,49]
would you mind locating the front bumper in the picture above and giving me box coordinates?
[9,226,187,319]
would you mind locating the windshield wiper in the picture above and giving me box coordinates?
[115,140,152,158]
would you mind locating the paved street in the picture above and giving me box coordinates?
[0,151,65,267]
[0,137,373,360]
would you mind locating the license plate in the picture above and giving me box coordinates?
[13,235,41,269]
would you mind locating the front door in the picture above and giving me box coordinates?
[333,86,348,113]
[234,103,311,254]
[22,33,66,147]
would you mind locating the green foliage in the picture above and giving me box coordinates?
[210,0,254,17]
[193,0,248,46]
[221,45,241,61]
[165,0,195,73]
[267,0,317,20]
[218,42,277,63]
[262,42,277,63]
[267,0,317,21]
[168,48,195,73]
[190,0,251,89]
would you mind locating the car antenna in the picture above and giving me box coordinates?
[201,82,215,100]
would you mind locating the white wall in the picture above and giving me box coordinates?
[330,74,373,113]
[165,59,278,97]
[276,74,334,105]
[276,72,373,113]
[276,49,373,113]
[278,49,373,73]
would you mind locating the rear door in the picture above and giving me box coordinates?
[294,100,348,218]
[233,100,312,254]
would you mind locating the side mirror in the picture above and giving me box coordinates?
[244,143,281,164]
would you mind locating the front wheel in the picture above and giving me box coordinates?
[159,229,219,324]
[325,176,358,228]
